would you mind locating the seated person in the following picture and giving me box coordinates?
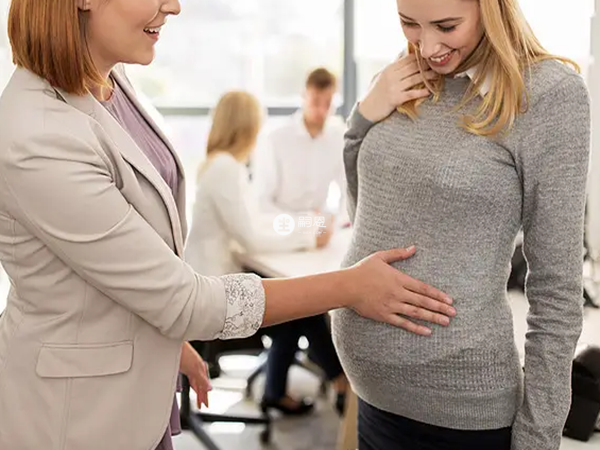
[185,91,347,415]
[185,91,318,277]
[252,68,350,415]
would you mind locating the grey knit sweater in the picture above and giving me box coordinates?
[332,60,590,449]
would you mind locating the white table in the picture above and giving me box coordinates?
[235,227,353,278]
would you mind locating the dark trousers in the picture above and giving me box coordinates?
[263,314,343,401]
[358,399,512,450]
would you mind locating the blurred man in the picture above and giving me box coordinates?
[252,67,347,222]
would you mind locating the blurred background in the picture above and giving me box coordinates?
[1,0,593,185]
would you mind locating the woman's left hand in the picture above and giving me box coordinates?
[180,342,212,408]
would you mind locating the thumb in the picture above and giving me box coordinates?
[379,246,416,264]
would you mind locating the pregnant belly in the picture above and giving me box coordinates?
[331,307,521,392]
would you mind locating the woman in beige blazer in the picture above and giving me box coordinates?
[0,1,457,450]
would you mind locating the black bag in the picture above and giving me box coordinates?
[507,244,527,291]
[563,345,600,441]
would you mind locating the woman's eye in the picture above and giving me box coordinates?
[401,20,419,28]
[438,25,457,33]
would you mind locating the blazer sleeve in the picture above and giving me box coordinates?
[0,131,265,342]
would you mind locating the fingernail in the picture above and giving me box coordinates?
[441,317,450,326]
[424,328,432,336]
[407,245,415,251]
[444,296,453,304]
[449,307,456,316]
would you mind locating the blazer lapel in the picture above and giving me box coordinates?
[54,85,186,256]
[111,69,188,240]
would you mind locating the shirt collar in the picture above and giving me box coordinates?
[454,66,491,98]
[293,109,329,138]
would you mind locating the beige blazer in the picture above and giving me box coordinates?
[0,67,265,450]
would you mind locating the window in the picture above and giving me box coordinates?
[354,0,406,100]
[127,0,344,109]
[519,0,594,77]
[354,0,594,98]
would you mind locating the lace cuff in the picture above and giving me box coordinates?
[217,273,266,340]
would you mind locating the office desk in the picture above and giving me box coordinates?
[235,227,353,278]
[235,227,358,450]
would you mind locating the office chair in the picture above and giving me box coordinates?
[244,346,329,399]
[180,339,273,447]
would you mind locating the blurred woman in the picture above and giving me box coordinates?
[185,91,321,276]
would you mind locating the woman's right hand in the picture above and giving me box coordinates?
[346,246,456,336]
[358,53,437,123]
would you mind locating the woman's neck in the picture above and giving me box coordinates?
[89,57,115,101]
[89,77,114,102]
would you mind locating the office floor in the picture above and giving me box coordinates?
[0,271,598,450]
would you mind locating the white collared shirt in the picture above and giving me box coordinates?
[454,66,491,97]
[251,110,347,216]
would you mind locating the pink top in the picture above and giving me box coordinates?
[101,78,181,450]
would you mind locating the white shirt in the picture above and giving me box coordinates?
[252,111,347,216]
[185,153,315,276]
[455,66,491,97]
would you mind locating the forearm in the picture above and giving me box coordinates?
[261,269,355,326]
[512,314,583,448]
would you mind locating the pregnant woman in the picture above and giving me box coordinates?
[333,0,591,449]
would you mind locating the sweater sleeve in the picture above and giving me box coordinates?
[511,73,590,450]
[343,105,375,223]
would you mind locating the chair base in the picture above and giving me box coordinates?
[181,410,272,447]
[180,374,272,448]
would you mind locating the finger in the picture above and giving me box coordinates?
[204,361,213,391]
[395,302,451,327]
[400,88,431,103]
[386,314,432,336]
[394,60,420,78]
[192,382,210,408]
[191,382,203,408]
[404,277,453,305]
[403,291,457,317]
[378,246,416,264]
[396,51,416,62]
[422,70,439,81]
[400,72,434,91]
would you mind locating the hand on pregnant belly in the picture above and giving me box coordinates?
[347,246,456,336]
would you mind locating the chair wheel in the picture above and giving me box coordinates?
[259,427,271,444]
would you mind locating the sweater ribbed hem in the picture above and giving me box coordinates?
[353,378,523,431]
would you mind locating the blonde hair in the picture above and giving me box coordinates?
[397,0,579,137]
[202,91,263,174]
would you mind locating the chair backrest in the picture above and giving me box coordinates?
[191,331,266,378]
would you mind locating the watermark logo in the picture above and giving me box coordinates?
[273,214,328,236]
[273,214,296,235]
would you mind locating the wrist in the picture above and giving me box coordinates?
[357,98,377,122]
[338,267,361,310]
[357,97,391,123]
